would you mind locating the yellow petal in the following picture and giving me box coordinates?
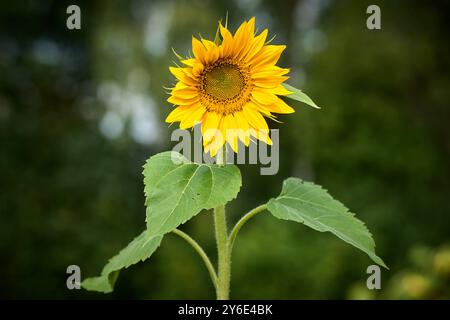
[234,111,250,146]
[167,94,199,106]
[165,105,194,123]
[248,99,274,117]
[235,18,256,60]
[172,81,188,91]
[232,21,248,43]
[180,105,206,129]
[181,58,196,67]
[247,17,256,35]
[201,39,217,50]
[169,67,197,86]
[222,114,239,153]
[219,23,234,58]
[250,45,286,71]
[204,117,226,157]
[242,106,269,131]
[270,85,293,96]
[270,98,295,114]
[230,21,248,58]
[205,46,220,65]
[252,66,290,79]
[171,87,199,99]
[191,63,204,77]
[252,88,279,105]
[201,112,221,144]
[192,36,207,64]
[253,76,289,89]
[244,29,268,62]
[255,129,273,145]
[206,136,225,157]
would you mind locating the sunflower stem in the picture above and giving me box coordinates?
[228,204,267,253]
[214,146,231,300]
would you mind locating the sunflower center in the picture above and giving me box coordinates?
[199,61,252,115]
[204,63,245,101]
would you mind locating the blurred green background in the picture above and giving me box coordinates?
[1,0,450,299]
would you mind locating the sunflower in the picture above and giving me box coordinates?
[166,17,295,156]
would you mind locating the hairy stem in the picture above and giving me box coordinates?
[214,146,230,300]
[228,204,267,252]
[214,204,229,299]
[172,229,217,290]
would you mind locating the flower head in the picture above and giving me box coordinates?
[166,17,294,156]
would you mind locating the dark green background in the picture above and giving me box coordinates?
[1,0,449,299]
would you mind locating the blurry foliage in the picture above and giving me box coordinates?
[347,244,450,299]
[1,0,449,299]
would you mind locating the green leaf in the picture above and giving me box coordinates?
[144,151,241,236]
[267,178,387,268]
[282,83,320,109]
[82,231,163,293]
